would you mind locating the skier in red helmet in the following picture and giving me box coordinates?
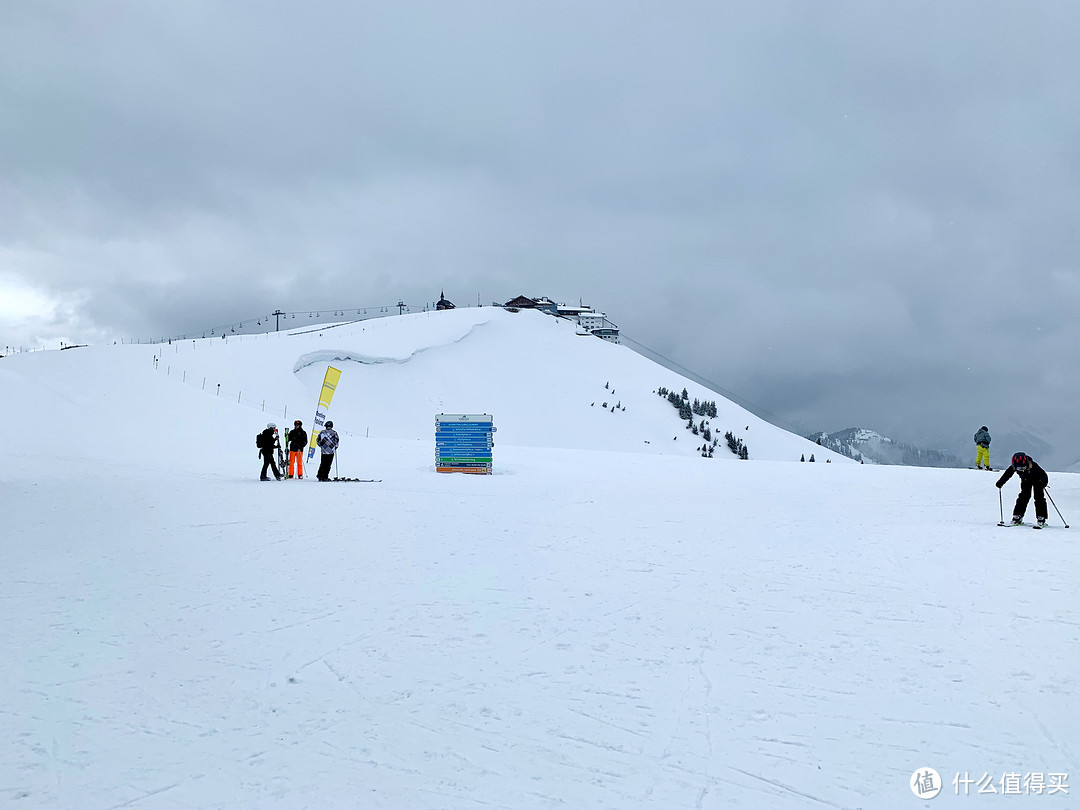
[996,452,1049,527]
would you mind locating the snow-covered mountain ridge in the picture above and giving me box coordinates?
[18,306,842,463]
[808,427,965,468]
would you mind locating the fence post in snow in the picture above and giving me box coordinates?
[238,391,242,404]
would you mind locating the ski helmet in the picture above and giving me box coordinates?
[980,426,988,431]
[1011,452,1029,469]
[294,419,302,426]
[267,422,276,429]
[325,420,333,428]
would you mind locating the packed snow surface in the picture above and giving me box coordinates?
[2,308,1077,809]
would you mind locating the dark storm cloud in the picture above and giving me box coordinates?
[1,0,1077,466]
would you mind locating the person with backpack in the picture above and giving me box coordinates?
[996,452,1049,527]
[256,423,283,481]
[973,426,992,470]
[286,419,308,479]
[316,420,339,481]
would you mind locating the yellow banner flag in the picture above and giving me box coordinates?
[307,366,342,460]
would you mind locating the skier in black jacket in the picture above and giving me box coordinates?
[286,419,308,479]
[996,452,1049,526]
[257,423,283,481]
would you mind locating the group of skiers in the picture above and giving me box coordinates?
[256,419,340,482]
[973,426,1051,527]
[253,417,1054,524]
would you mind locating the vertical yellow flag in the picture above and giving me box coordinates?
[307,366,342,460]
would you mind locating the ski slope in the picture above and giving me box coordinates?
[1,308,1077,809]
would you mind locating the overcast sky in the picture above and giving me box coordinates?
[2,1,1077,466]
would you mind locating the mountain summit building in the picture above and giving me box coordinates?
[500,296,620,344]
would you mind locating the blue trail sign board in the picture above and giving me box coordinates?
[436,413,495,474]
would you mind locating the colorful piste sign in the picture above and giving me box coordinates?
[307,366,342,461]
[435,414,495,474]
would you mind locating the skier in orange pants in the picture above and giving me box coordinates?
[287,420,308,479]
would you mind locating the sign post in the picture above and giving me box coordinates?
[435,414,495,474]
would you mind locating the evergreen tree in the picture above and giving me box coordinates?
[725,431,739,454]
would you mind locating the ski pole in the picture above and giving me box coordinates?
[997,488,1005,527]
[1045,488,1070,528]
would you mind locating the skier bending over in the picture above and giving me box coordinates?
[257,423,283,481]
[316,420,339,482]
[996,452,1048,527]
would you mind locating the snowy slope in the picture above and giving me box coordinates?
[1,308,1078,810]
[165,308,848,460]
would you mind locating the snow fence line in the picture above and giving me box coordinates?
[150,344,300,427]
[148,343,378,440]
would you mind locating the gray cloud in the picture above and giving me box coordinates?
[2,0,1077,466]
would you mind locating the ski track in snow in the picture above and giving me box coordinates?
[4,449,1078,809]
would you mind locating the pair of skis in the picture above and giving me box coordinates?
[263,477,380,483]
[996,489,1069,529]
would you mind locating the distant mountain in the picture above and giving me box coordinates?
[909,425,1071,473]
[807,427,965,468]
